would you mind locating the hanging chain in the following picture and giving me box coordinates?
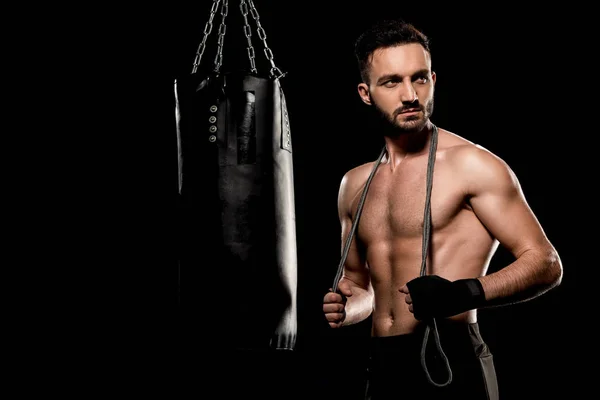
[192,0,284,78]
[239,0,257,74]
[247,0,284,78]
[212,0,229,72]
[191,0,221,74]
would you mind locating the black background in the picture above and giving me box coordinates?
[44,1,589,398]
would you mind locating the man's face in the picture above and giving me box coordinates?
[358,43,436,134]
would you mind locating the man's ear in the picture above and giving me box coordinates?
[357,83,371,105]
[431,71,436,85]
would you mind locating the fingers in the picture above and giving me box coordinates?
[324,287,347,328]
[323,304,345,317]
[337,281,353,297]
[323,289,345,304]
[328,320,345,328]
[399,285,412,303]
[323,302,346,328]
[399,285,414,314]
[403,293,414,314]
[325,314,346,328]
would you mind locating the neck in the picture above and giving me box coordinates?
[383,121,434,167]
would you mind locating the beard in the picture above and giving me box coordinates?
[371,96,434,138]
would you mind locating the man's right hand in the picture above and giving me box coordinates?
[323,280,353,328]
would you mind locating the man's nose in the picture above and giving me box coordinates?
[400,82,418,103]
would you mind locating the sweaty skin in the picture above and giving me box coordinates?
[323,44,562,337]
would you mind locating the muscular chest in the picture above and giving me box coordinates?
[353,159,464,240]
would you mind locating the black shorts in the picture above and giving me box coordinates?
[365,320,498,400]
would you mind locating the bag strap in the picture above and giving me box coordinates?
[191,0,284,79]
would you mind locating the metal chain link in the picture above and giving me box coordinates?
[191,0,221,74]
[247,0,283,78]
[239,0,257,73]
[213,0,229,72]
[192,0,283,78]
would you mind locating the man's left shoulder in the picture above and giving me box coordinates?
[445,141,505,169]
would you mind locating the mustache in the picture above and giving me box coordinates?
[393,103,422,118]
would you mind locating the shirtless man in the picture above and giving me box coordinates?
[322,19,563,400]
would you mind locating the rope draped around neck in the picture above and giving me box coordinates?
[332,124,452,387]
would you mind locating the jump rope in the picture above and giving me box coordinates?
[331,125,453,387]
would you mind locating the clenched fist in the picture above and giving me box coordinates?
[323,280,353,328]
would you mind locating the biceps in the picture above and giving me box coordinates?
[470,189,548,256]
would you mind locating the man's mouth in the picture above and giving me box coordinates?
[400,108,420,114]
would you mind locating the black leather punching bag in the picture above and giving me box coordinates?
[174,69,297,351]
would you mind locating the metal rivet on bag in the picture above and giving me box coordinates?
[208,135,216,142]
[209,116,217,123]
[210,105,218,112]
[209,125,217,133]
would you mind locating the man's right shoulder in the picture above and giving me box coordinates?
[339,161,378,205]
[341,161,376,186]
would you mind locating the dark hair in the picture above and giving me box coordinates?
[354,19,431,83]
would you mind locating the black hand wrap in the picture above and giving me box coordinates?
[406,275,486,320]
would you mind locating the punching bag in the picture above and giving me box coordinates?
[174,0,297,352]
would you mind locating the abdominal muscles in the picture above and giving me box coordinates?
[365,209,497,337]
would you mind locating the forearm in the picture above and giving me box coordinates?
[479,247,562,307]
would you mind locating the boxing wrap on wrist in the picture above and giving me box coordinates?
[406,275,486,320]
